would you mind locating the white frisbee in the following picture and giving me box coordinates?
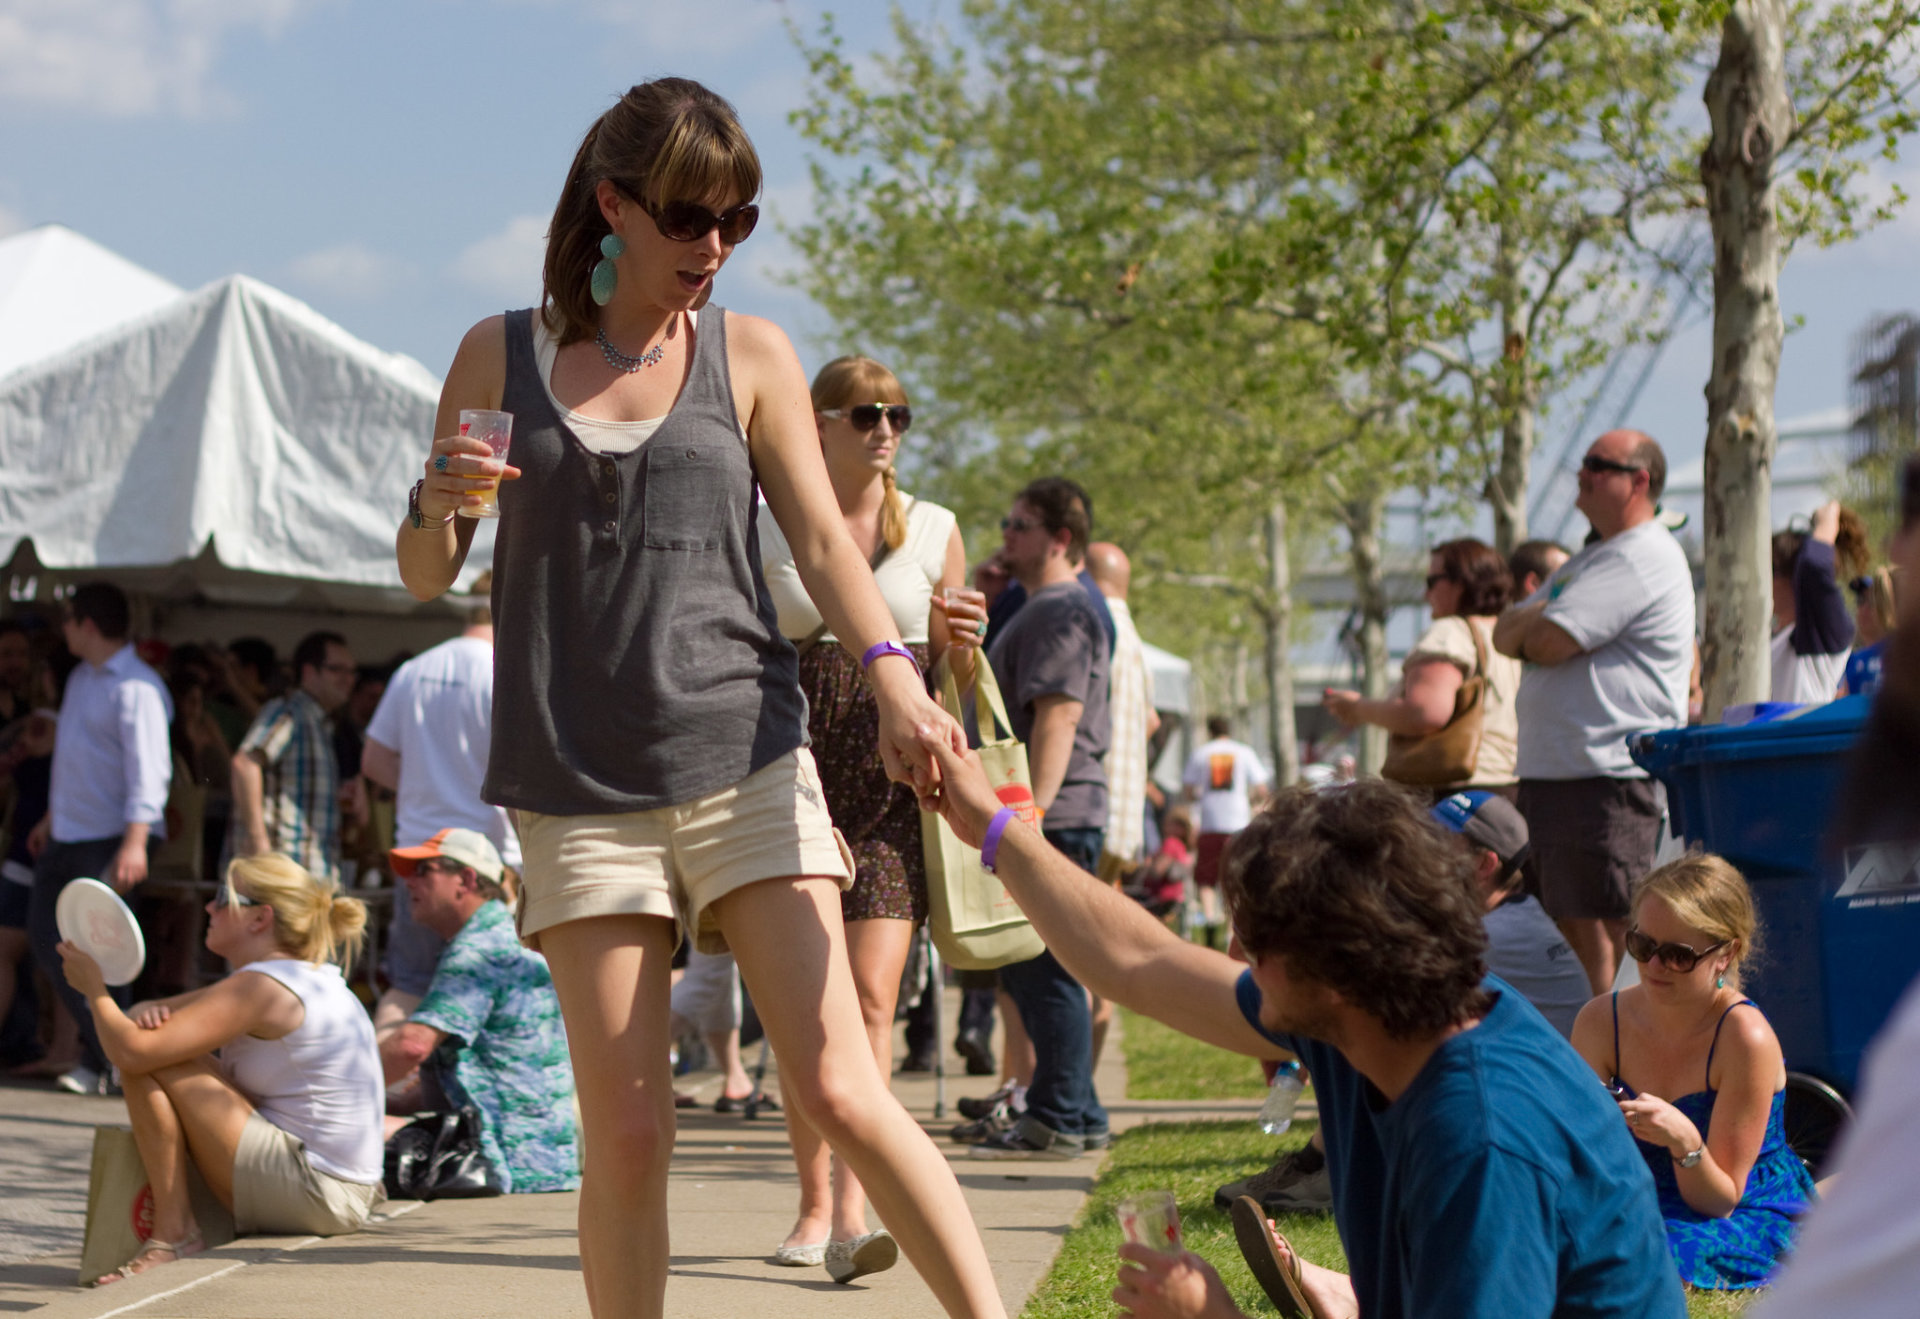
[55,878,146,987]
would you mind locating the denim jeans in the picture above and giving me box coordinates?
[30,837,132,1074]
[998,825,1107,1138]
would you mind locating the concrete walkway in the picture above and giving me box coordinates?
[0,995,1262,1317]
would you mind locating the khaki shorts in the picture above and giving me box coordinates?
[516,748,855,956]
[232,1113,381,1236]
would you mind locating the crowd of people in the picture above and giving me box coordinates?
[4,73,1915,1319]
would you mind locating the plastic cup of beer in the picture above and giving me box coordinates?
[457,409,513,519]
[1117,1190,1183,1254]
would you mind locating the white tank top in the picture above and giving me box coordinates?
[220,959,385,1183]
[759,494,955,644]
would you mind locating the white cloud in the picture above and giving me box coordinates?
[0,0,308,117]
[285,243,410,300]
[452,214,548,301]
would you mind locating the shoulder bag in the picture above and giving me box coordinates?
[382,1106,503,1201]
[1380,617,1489,788]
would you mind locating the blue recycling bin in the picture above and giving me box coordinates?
[1631,695,1920,1094]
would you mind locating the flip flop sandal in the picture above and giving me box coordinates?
[96,1231,206,1287]
[1230,1195,1318,1319]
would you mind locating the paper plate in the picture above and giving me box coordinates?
[55,878,146,987]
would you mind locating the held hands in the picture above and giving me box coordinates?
[57,941,107,1000]
[912,725,1006,845]
[932,588,990,651]
[1113,1243,1242,1319]
[1617,1093,1701,1157]
[871,669,965,796]
[1320,689,1364,730]
[419,432,521,522]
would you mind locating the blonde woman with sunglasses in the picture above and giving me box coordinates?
[395,78,999,1319]
[58,855,381,1285]
[1570,854,1815,1290]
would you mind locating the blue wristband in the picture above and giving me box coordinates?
[861,640,918,672]
[980,805,1017,873]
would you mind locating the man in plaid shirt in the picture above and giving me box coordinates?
[230,630,356,882]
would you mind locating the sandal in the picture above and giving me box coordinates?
[96,1230,206,1286]
[1230,1196,1317,1319]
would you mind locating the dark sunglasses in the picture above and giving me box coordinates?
[213,887,262,910]
[1580,455,1645,478]
[621,187,760,245]
[1002,515,1042,533]
[820,403,912,434]
[1623,927,1728,973]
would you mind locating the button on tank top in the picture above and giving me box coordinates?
[485,307,809,814]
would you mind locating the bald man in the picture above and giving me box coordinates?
[1493,430,1694,996]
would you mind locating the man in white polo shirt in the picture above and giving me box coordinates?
[1181,715,1270,940]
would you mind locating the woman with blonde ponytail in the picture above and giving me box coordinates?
[58,854,384,1284]
[757,356,987,1279]
[393,78,1001,1319]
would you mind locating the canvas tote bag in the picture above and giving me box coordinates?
[79,1126,234,1285]
[1380,616,1490,788]
[920,653,1046,969]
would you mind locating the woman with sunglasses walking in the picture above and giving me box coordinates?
[1570,854,1814,1291]
[396,80,1002,1319]
[58,856,381,1284]
[757,356,988,1281]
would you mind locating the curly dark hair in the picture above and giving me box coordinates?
[1430,538,1512,616]
[1221,779,1494,1040]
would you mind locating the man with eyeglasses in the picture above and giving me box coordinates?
[230,630,356,883]
[1494,430,1694,999]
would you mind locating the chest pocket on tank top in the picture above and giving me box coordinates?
[642,443,729,551]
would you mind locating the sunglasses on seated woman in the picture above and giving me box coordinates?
[617,185,760,245]
[820,403,913,434]
[1623,927,1728,973]
[212,887,262,910]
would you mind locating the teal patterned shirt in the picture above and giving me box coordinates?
[413,901,580,1193]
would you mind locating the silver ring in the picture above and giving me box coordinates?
[434,454,449,472]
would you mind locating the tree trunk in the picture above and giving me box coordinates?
[1344,489,1391,776]
[1262,500,1300,786]
[1487,218,1533,555]
[1699,0,1789,720]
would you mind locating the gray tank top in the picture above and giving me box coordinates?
[485,307,808,814]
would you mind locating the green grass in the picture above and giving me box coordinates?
[1119,1006,1272,1101]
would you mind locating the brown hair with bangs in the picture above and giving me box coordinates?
[542,78,762,346]
[812,356,910,551]
[1431,538,1513,617]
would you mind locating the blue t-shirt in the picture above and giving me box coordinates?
[1843,639,1885,697]
[1235,970,1685,1319]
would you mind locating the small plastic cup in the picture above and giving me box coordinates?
[457,409,513,519]
[1117,1190,1183,1254]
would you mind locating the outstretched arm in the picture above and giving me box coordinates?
[916,729,1286,1059]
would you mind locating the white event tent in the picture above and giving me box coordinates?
[0,228,487,658]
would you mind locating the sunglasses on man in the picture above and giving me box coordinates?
[820,403,912,434]
[617,185,760,245]
[1580,455,1645,478]
[1623,927,1728,973]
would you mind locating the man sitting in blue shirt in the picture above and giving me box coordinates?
[916,733,1684,1319]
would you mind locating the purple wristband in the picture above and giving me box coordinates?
[980,805,1017,873]
[861,640,919,672]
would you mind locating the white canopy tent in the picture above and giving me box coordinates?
[0,262,487,658]
[0,225,184,382]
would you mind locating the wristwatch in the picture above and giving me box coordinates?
[1675,1146,1705,1169]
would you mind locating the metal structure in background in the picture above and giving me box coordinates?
[1848,313,1920,462]
[1530,229,1712,545]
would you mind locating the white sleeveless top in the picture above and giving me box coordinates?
[219,959,385,1183]
[759,494,955,644]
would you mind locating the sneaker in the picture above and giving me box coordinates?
[55,1065,107,1096]
[957,1080,1020,1122]
[969,1123,1084,1161]
[949,1109,1013,1143]
[1083,1128,1112,1151]
[1214,1143,1331,1213]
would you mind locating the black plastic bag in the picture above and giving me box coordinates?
[383,1106,503,1200]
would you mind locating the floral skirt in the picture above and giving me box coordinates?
[797,641,932,924]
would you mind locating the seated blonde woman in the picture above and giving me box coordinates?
[58,854,384,1285]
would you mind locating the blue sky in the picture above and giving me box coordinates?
[1,0,1913,490]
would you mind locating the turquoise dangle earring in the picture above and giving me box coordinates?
[591,233,624,306]
[1716,973,1725,989]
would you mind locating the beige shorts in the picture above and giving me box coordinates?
[516,748,855,956]
[232,1112,381,1236]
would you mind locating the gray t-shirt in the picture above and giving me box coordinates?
[1483,895,1591,1041]
[987,579,1110,830]
[1514,520,1694,779]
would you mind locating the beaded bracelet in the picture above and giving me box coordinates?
[980,805,1017,873]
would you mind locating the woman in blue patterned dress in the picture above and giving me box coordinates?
[1571,853,1815,1290]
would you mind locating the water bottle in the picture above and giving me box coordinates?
[1258,1061,1305,1135]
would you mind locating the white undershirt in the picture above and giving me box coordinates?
[531,315,671,455]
